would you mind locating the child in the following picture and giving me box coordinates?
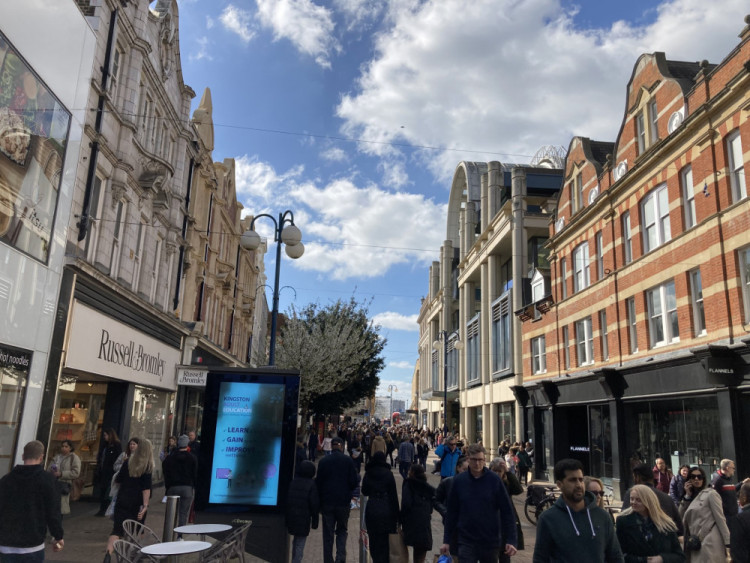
[285,460,319,563]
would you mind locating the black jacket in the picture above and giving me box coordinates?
[361,457,399,534]
[711,470,742,519]
[434,475,454,521]
[730,509,750,563]
[0,464,64,547]
[97,441,122,477]
[622,483,684,536]
[162,449,198,490]
[401,478,436,550]
[285,461,319,536]
[615,511,685,563]
[315,450,358,508]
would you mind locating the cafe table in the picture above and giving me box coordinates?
[173,523,232,542]
[141,540,211,562]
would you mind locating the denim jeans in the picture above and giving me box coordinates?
[0,550,45,562]
[321,505,350,563]
[291,536,307,563]
[458,542,500,563]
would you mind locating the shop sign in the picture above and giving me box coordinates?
[65,301,179,390]
[706,357,740,386]
[177,367,208,387]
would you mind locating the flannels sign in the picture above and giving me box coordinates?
[66,300,179,390]
[98,330,166,379]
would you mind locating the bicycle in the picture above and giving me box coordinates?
[524,484,558,525]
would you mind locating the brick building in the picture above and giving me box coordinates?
[518,17,750,496]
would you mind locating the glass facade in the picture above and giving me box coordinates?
[129,385,173,482]
[589,404,612,478]
[497,402,516,444]
[624,395,721,477]
[0,345,32,477]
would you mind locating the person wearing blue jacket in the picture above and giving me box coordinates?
[440,444,517,562]
[434,437,462,480]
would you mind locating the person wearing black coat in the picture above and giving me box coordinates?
[730,482,750,563]
[286,460,320,563]
[307,429,319,462]
[401,464,437,563]
[361,452,399,563]
[95,428,122,516]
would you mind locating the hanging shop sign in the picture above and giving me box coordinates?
[177,366,208,387]
[65,300,179,390]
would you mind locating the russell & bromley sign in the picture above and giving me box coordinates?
[65,300,179,390]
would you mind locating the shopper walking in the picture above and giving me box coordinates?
[616,484,684,562]
[679,465,730,563]
[711,458,750,520]
[106,437,154,557]
[361,452,398,563]
[670,465,690,507]
[162,435,197,529]
[401,464,436,563]
[285,460,319,563]
[397,437,415,480]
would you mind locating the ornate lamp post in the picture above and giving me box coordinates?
[240,210,304,365]
[433,330,463,436]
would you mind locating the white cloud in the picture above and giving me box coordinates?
[233,156,444,280]
[337,0,749,183]
[190,36,212,61]
[373,311,419,332]
[206,16,215,29]
[255,0,341,68]
[388,360,414,369]
[332,0,386,32]
[220,4,256,43]
[320,147,347,161]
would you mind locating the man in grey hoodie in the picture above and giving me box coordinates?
[533,459,623,563]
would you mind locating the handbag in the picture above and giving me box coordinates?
[70,477,84,501]
[684,534,701,551]
[56,480,71,495]
[388,528,409,563]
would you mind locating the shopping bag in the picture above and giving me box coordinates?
[388,529,409,563]
[70,478,84,501]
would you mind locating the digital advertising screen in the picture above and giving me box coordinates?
[196,368,300,513]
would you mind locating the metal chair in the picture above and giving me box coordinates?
[112,539,158,563]
[198,537,237,563]
[122,519,162,548]
[223,522,251,563]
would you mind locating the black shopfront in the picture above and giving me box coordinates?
[518,343,750,499]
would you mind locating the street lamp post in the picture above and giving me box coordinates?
[433,330,463,437]
[240,210,304,365]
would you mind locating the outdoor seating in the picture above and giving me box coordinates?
[112,539,160,563]
[122,519,162,549]
[198,521,251,563]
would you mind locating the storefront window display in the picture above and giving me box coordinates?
[129,385,173,482]
[589,404,612,478]
[624,396,721,477]
[497,402,515,444]
[0,31,71,263]
[46,375,107,492]
[180,386,203,437]
[0,344,32,477]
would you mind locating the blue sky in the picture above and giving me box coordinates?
[174,0,747,405]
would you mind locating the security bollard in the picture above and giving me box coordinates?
[163,496,180,542]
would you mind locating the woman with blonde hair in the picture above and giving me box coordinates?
[106,438,154,557]
[616,484,685,562]
[584,476,606,510]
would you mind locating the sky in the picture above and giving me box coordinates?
[173,0,749,406]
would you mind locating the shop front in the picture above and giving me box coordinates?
[523,349,750,498]
[40,293,181,496]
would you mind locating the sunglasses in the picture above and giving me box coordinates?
[591,491,605,497]
[689,474,703,480]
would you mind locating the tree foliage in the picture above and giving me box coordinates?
[275,297,386,414]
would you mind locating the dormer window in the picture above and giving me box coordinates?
[636,111,647,155]
[635,92,659,157]
[648,99,659,143]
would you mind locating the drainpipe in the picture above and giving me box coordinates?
[173,157,194,310]
[78,8,118,241]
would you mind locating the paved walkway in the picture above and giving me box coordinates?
[46,449,585,562]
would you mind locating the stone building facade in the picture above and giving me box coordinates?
[416,159,562,448]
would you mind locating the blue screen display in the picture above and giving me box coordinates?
[208,381,285,505]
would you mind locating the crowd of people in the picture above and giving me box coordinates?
[2,421,750,562]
